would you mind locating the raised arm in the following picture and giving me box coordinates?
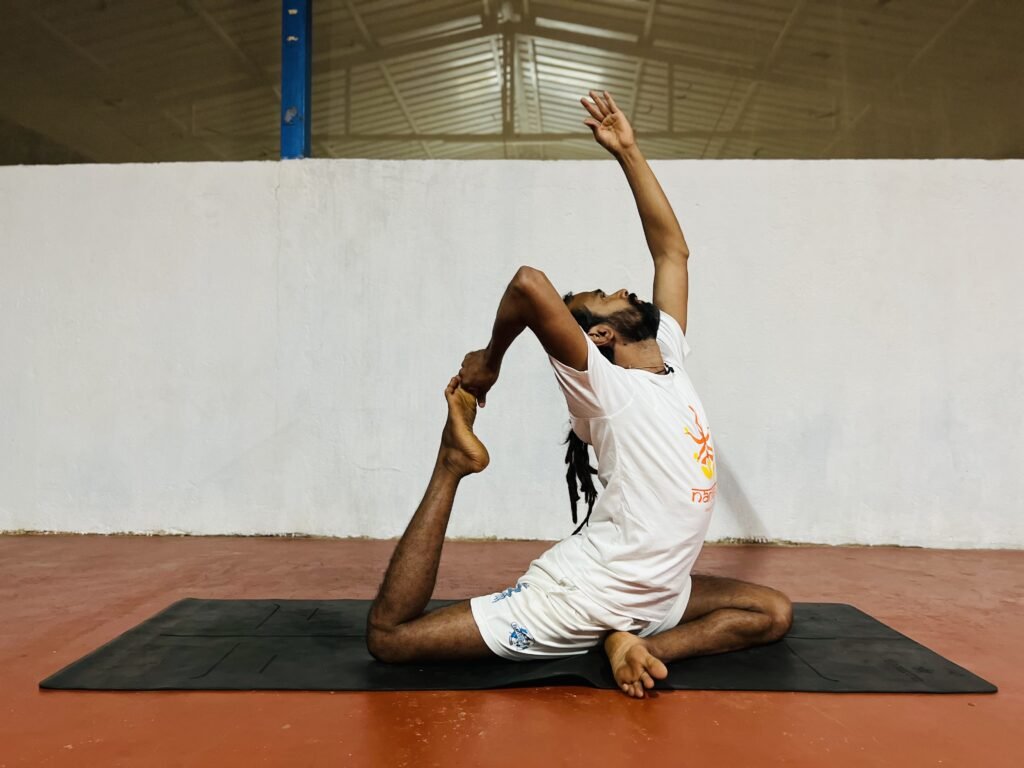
[581,90,690,332]
[458,266,586,406]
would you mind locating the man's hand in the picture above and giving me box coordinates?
[458,349,499,407]
[581,90,635,157]
[583,90,690,331]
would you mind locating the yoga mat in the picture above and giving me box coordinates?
[40,599,997,693]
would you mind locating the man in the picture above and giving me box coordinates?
[367,90,792,698]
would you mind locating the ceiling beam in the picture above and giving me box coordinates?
[159,12,883,118]
[11,0,229,160]
[714,0,809,158]
[822,0,983,156]
[344,0,434,158]
[628,0,659,120]
[510,18,846,96]
[167,13,865,111]
[182,0,336,157]
[212,128,835,144]
[518,0,544,156]
[667,63,676,133]
[501,31,516,158]
[183,0,281,100]
[528,38,545,134]
[156,21,502,108]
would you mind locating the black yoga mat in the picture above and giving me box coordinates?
[40,599,996,693]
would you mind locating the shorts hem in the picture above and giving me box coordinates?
[469,595,520,660]
[638,577,692,638]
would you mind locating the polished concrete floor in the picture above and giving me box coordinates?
[1,535,1020,767]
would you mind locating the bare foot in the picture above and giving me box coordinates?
[604,631,669,699]
[440,377,490,477]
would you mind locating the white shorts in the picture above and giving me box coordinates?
[470,561,691,660]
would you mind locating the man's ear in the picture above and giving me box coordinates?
[587,323,615,348]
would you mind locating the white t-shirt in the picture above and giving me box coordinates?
[533,311,717,622]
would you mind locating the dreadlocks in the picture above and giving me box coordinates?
[560,291,660,534]
[564,429,598,535]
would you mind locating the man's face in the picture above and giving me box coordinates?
[568,288,661,344]
[569,288,655,319]
[568,288,645,316]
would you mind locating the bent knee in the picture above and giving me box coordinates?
[366,624,409,664]
[765,592,793,642]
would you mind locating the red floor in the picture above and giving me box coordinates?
[0,535,1020,767]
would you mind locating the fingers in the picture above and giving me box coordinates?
[580,90,619,117]
[582,118,601,135]
[580,95,604,121]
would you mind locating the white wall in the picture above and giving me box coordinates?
[1,159,1021,547]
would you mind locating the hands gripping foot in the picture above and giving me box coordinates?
[440,376,490,478]
[604,631,669,699]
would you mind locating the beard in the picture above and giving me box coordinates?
[606,296,661,342]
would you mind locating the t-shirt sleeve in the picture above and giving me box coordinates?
[547,327,634,419]
[656,311,692,367]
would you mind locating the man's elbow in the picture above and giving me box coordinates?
[511,265,546,295]
[653,248,689,264]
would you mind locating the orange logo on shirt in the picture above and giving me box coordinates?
[684,405,715,480]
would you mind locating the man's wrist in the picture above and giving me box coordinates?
[483,344,502,373]
[615,144,644,165]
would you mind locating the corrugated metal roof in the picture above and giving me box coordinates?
[1,0,1020,164]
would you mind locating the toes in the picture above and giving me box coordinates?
[620,680,643,699]
[641,671,655,689]
[649,655,669,680]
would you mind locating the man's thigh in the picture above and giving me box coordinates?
[470,571,613,659]
[369,600,495,663]
[680,574,791,624]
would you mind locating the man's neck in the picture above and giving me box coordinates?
[613,339,666,372]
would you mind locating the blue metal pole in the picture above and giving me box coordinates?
[281,0,312,159]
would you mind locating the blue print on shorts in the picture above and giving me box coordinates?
[491,582,529,603]
[508,622,534,651]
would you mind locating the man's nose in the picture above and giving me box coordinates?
[614,289,628,299]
